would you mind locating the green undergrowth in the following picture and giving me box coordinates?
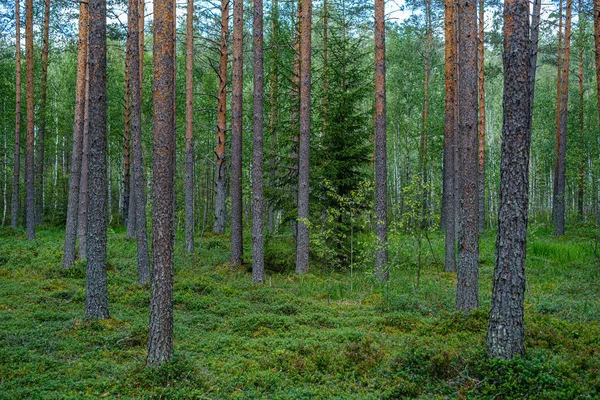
[0,224,599,398]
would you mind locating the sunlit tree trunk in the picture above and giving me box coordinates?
[147,0,176,366]
[62,1,89,268]
[456,0,480,312]
[12,0,22,229]
[85,0,110,319]
[487,0,531,359]
[374,0,387,280]
[477,0,485,233]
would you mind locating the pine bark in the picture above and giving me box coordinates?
[128,0,151,284]
[477,0,485,233]
[374,0,388,280]
[267,0,279,232]
[443,0,456,272]
[147,0,176,366]
[231,0,244,265]
[12,0,22,229]
[555,0,572,236]
[577,0,584,219]
[25,0,35,240]
[85,0,110,319]
[185,0,195,253]
[295,0,312,274]
[63,1,89,268]
[456,0,479,312]
[78,66,90,260]
[35,0,50,225]
[252,0,265,283]
[487,0,531,358]
[213,0,229,234]
[122,46,131,227]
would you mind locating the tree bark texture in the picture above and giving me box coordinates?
[63,2,89,268]
[127,0,151,284]
[185,0,195,253]
[577,0,584,219]
[595,0,600,177]
[529,0,541,121]
[555,0,571,236]
[477,0,485,233]
[213,0,229,234]
[456,0,480,312]
[122,45,131,227]
[85,0,110,320]
[25,0,35,240]
[487,0,531,359]
[12,0,22,229]
[35,0,51,225]
[553,0,563,225]
[252,0,265,283]
[374,0,388,281]
[267,0,279,233]
[147,0,176,366]
[443,0,456,272]
[78,67,90,260]
[231,0,244,265]
[295,0,312,274]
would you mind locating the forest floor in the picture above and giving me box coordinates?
[0,224,599,399]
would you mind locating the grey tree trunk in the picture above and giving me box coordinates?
[25,0,35,240]
[11,0,21,229]
[295,0,312,274]
[456,0,480,312]
[85,0,110,320]
[374,0,388,280]
[127,0,151,284]
[63,1,89,268]
[147,0,176,366]
[231,0,244,265]
[487,0,531,358]
[252,0,265,283]
[78,66,90,261]
[126,178,135,239]
[185,0,194,253]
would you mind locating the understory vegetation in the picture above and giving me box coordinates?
[0,225,599,398]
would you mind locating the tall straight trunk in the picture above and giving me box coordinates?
[555,0,572,236]
[577,0,584,219]
[322,0,327,133]
[122,50,131,227]
[252,0,265,283]
[78,66,90,260]
[3,101,7,226]
[595,0,600,183]
[147,0,176,366]
[289,0,301,238]
[127,0,151,284]
[529,0,541,118]
[295,0,312,274]
[487,0,531,359]
[267,0,279,232]
[421,0,432,225]
[374,0,387,280]
[35,0,50,225]
[185,0,195,253]
[25,0,35,240]
[456,0,479,312]
[126,171,135,238]
[443,0,456,272]
[231,0,243,265]
[553,0,563,224]
[213,0,229,234]
[85,0,110,319]
[477,0,485,233]
[12,0,22,229]
[62,2,89,268]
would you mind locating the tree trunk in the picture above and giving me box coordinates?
[443,0,456,272]
[553,0,563,225]
[122,48,131,227]
[63,1,89,268]
[252,0,265,283]
[78,66,90,260]
[322,0,327,134]
[127,0,151,284]
[555,0,572,236]
[35,0,50,225]
[231,0,243,265]
[12,0,22,229]
[595,0,600,190]
[529,0,541,119]
[477,0,485,233]
[267,0,279,233]
[295,0,312,274]
[577,0,584,219]
[126,173,135,238]
[85,0,110,320]
[213,0,229,234]
[421,0,431,226]
[185,0,195,253]
[487,0,531,358]
[147,0,176,366]
[456,0,479,312]
[25,0,35,240]
[374,0,387,280]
